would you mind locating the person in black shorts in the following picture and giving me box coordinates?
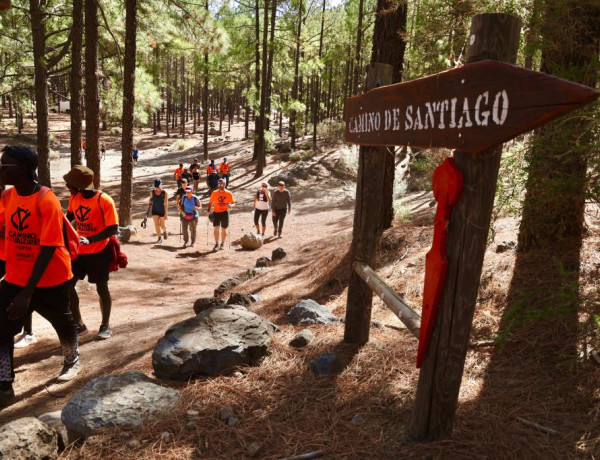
[207,178,235,250]
[252,181,271,236]
[65,166,119,339]
[190,158,201,192]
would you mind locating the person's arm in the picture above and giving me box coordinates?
[252,195,257,210]
[287,191,291,213]
[146,192,153,217]
[82,225,118,244]
[164,191,168,220]
[266,190,272,203]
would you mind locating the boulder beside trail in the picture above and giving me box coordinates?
[214,276,241,297]
[287,299,339,325]
[117,225,137,243]
[38,411,69,450]
[193,297,226,314]
[290,329,314,348]
[256,257,271,268]
[240,232,263,250]
[271,248,287,262]
[226,293,255,308]
[268,172,297,187]
[152,306,275,380]
[61,371,180,438]
[0,417,59,459]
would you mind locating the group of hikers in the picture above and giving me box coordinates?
[146,157,292,249]
[0,145,120,406]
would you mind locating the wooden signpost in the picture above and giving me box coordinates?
[343,12,599,442]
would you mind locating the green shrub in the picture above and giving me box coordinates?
[317,119,345,145]
[172,139,187,151]
[289,152,301,162]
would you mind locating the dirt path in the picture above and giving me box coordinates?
[0,117,355,423]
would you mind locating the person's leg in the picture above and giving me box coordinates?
[254,209,260,233]
[221,227,227,248]
[190,219,197,246]
[213,226,220,246]
[152,215,162,239]
[96,282,111,327]
[278,210,287,236]
[160,217,167,238]
[182,219,190,245]
[225,174,230,187]
[33,283,80,381]
[272,212,279,236]
[0,282,28,399]
[67,277,86,332]
[23,314,32,335]
[260,210,268,235]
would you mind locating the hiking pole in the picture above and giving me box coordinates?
[206,215,209,247]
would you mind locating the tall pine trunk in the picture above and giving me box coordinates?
[352,0,365,96]
[119,0,137,226]
[70,0,84,167]
[85,0,100,187]
[255,0,270,177]
[289,0,303,150]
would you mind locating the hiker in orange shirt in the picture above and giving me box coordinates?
[174,163,184,188]
[219,157,231,187]
[65,166,119,340]
[0,146,80,407]
[207,178,235,251]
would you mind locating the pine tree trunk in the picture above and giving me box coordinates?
[202,51,209,160]
[256,0,270,177]
[30,0,51,186]
[518,0,600,251]
[180,55,185,138]
[265,0,276,131]
[290,0,303,150]
[352,0,365,95]
[166,58,171,138]
[70,0,84,167]
[85,0,101,188]
[119,0,137,226]
[252,0,262,161]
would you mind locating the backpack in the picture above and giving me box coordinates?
[36,186,80,260]
[97,192,128,272]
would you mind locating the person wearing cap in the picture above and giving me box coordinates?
[206,168,219,195]
[179,167,193,185]
[219,157,230,187]
[174,178,188,203]
[252,181,271,236]
[64,165,119,339]
[206,159,217,176]
[207,178,235,250]
[174,163,184,188]
[271,181,292,237]
[178,186,201,248]
[0,146,81,404]
[146,178,168,243]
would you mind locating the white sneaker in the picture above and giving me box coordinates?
[14,333,37,349]
[57,360,80,382]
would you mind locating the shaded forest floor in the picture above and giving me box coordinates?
[0,113,599,458]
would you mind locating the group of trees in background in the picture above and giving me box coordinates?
[0,0,598,246]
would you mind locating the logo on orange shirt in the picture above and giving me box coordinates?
[11,208,32,232]
[75,205,92,222]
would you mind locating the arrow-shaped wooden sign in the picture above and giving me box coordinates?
[345,60,599,152]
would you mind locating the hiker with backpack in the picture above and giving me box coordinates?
[146,178,168,243]
[178,186,201,248]
[207,178,235,251]
[64,165,119,340]
[0,146,81,406]
[219,157,231,187]
[252,181,271,236]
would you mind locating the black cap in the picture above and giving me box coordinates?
[2,145,39,181]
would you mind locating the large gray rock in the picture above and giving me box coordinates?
[290,329,314,348]
[268,172,297,187]
[287,299,338,325]
[38,411,68,450]
[153,307,275,380]
[61,371,180,438]
[117,225,137,243]
[226,293,254,308]
[240,232,263,250]
[193,297,226,314]
[0,417,59,459]
[214,276,241,297]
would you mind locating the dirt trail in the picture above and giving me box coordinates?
[0,116,355,423]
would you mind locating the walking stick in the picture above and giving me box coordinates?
[206,214,209,247]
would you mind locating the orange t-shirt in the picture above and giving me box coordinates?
[68,191,118,255]
[1,187,72,287]
[220,163,230,174]
[175,167,184,180]
[209,189,235,213]
[0,193,5,261]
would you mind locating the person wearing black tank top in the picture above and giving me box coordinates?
[146,178,169,243]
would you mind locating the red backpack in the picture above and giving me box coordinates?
[97,192,128,272]
[37,186,80,260]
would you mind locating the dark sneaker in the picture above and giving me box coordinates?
[273,228,277,236]
[182,242,187,248]
[213,243,219,251]
[219,243,224,250]
[0,382,14,407]
[157,237,163,243]
[163,231,168,240]
[76,323,88,336]
[278,233,282,238]
[190,242,195,248]
[98,324,112,340]
[57,361,80,382]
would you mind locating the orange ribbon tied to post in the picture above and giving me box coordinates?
[417,157,463,368]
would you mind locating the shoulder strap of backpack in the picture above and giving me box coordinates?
[35,185,52,215]
[97,191,106,227]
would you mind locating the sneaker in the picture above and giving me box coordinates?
[57,360,80,382]
[213,243,219,251]
[278,233,282,238]
[182,242,187,248]
[273,229,277,236]
[14,333,37,349]
[76,323,88,336]
[219,243,224,250]
[157,237,163,243]
[98,324,112,340]
[190,242,195,248]
[0,382,14,407]
[164,231,168,240]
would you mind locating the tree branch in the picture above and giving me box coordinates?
[47,29,73,69]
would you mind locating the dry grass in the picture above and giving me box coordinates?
[62,217,600,459]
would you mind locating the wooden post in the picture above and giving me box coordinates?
[408,13,522,441]
[344,63,394,345]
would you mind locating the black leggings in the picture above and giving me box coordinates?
[272,209,287,235]
[0,280,78,383]
[254,209,268,227]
